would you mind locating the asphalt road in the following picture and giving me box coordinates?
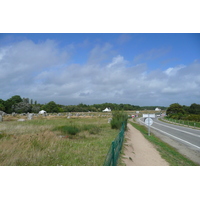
[139,117,200,152]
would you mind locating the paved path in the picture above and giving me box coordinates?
[121,123,169,166]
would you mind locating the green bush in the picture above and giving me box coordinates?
[81,124,101,134]
[110,111,128,130]
[54,125,80,136]
[89,126,101,135]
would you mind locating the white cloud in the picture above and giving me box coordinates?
[87,43,113,64]
[164,65,186,76]
[0,39,200,106]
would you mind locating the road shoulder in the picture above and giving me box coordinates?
[121,123,169,166]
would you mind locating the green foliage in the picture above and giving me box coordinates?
[0,103,5,111]
[4,95,23,113]
[111,110,128,130]
[12,102,32,113]
[9,95,23,104]
[166,103,200,122]
[42,101,59,113]
[54,125,80,136]
[166,103,185,117]
[189,103,200,114]
[54,123,102,136]
[31,105,41,113]
[82,124,101,135]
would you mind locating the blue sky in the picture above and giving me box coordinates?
[0,33,200,106]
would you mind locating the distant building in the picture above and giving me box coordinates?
[102,108,111,112]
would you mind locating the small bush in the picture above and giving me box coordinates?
[111,111,128,130]
[81,124,101,134]
[89,126,101,135]
[54,125,80,136]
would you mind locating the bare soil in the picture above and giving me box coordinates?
[121,123,169,166]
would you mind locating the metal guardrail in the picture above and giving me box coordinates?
[103,122,125,166]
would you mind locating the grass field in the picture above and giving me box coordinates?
[0,114,118,166]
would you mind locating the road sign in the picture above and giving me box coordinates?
[143,114,155,118]
[144,117,153,126]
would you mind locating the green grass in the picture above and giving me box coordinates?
[0,116,118,166]
[129,121,198,166]
[53,125,81,136]
[162,117,200,129]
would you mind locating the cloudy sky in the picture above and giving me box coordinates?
[0,33,199,106]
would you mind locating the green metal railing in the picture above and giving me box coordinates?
[164,117,200,128]
[103,122,125,166]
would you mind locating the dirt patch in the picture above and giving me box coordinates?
[121,123,169,166]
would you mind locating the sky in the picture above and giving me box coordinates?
[0,33,200,107]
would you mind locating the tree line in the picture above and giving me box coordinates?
[166,103,200,122]
[0,95,169,114]
[0,95,140,113]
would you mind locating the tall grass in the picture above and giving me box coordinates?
[0,116,118,166]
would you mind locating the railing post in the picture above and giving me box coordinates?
[112,141,116,166]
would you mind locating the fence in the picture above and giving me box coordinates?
[164,117,200,129]
[103,122,125,166]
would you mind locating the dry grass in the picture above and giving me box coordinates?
[0,115,118,166]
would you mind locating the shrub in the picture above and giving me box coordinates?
[110,110,128,130]
[89,126,101,135]
[81,124,101,134]
[54,125,80,136]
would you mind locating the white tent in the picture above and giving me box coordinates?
[155,108,161,111]
[102,108,111,112]
[39,110,47,115]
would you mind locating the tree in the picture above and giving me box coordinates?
[166,103,185,116]
[12,102,31,113]
[42,101,59,113]
[9,95,23,103]
[189,103,200,115]
[182,105,190,113]
[31,105,41,113]
[4,95,23,113]
[0,99,5,111]
[0,103,5,111]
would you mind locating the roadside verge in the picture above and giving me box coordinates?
[124,121,199,166]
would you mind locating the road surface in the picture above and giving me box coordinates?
[138,117,200,164]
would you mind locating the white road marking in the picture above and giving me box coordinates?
[153,121,200,138]
[139,118,200,150]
